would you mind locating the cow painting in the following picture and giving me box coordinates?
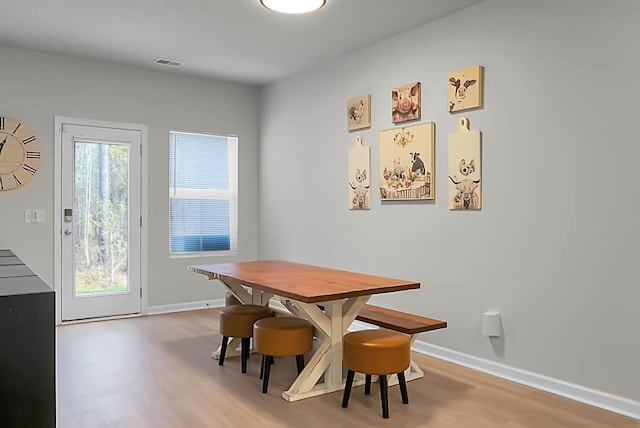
[448,176,480,210]
[447,65,484,113]
[349,182,370,209]
[410,152,425,176]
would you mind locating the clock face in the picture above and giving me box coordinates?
[0,116,41,191]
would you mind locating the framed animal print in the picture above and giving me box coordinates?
[448,117,482,210]
[347,94,371,131]
[348,136,370,210]
[379,122,434,200]
[448,65,484,113]
[392,82,421,124]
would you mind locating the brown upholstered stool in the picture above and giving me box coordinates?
[342,329,411,419]
[225,291,242,306]
[253,317,314,393]
[219,305,273,373]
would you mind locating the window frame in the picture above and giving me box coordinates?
[168,129,238,258]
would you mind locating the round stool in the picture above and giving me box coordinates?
[225,292,242,306]
[342,329,411,419]
[219,305,273,373]
[253,317,314,393]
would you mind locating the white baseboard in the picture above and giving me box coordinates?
[348,320,639,420]
[413,339,640,421]
[147,298,225,315]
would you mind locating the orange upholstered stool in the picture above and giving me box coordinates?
[219,305,273,373]
[253,317,314,393]
[342,329,411,419]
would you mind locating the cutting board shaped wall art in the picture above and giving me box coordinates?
[379,122,434,200]
[348,136,371,210]
[448,117,482,210]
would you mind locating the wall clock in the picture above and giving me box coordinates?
[0,116,41,191]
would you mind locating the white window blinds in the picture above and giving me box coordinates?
[169,131,238,255]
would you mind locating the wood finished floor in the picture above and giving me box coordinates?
[56,309,638,428]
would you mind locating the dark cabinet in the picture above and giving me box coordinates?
[0,250,56,427]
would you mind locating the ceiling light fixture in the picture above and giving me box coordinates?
[260,0,326,14]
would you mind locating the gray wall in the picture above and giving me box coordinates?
[259,0,640,401]
[0,45,260,307]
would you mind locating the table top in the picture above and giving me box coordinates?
[189,260,420,303]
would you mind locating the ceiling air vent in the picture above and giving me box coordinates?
[154,58,183,67]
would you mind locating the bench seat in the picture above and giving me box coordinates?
[354,304,447,385]
[355,304,447,335]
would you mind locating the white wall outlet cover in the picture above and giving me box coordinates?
[482,311,501,337]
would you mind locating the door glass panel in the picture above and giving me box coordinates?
[73,141,129,296]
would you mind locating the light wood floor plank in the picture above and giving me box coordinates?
[56,309,638,428]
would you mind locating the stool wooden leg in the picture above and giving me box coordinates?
[295,355,305,374]
[342,370,355,408]
[219,336,229,366]
[241,338,250,373]
[379,374,389,419]
[262,355,272,393]
[364,374,372,395]
[398,371,409,404]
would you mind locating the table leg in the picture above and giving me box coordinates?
[281,295,369,402]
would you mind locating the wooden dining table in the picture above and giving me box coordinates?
[188,260,420,402]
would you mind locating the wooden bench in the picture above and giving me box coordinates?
[355,304,447,383]
[355,304,447,335]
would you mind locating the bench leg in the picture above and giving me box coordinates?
[342,370,355,408]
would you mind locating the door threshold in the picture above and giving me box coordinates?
[60,312,143,325]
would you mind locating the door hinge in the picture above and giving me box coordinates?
[140,288,142,298]
[140,216,142,227]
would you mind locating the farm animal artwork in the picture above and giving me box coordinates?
[448,117,482,210]
[379,122,435,200]
[392,82,421,124]
[448,176,480,209]
[348,136,371,209]
[448,65,484,113]
[347,94,371,131]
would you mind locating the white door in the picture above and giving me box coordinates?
[60,123,142,321]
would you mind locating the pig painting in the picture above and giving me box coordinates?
[392,82,421,123]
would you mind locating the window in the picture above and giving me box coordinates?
[169,131,238,255]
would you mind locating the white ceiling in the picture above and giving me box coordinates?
[0,0,483,86]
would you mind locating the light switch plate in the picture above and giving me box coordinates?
[25,209,46,223]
